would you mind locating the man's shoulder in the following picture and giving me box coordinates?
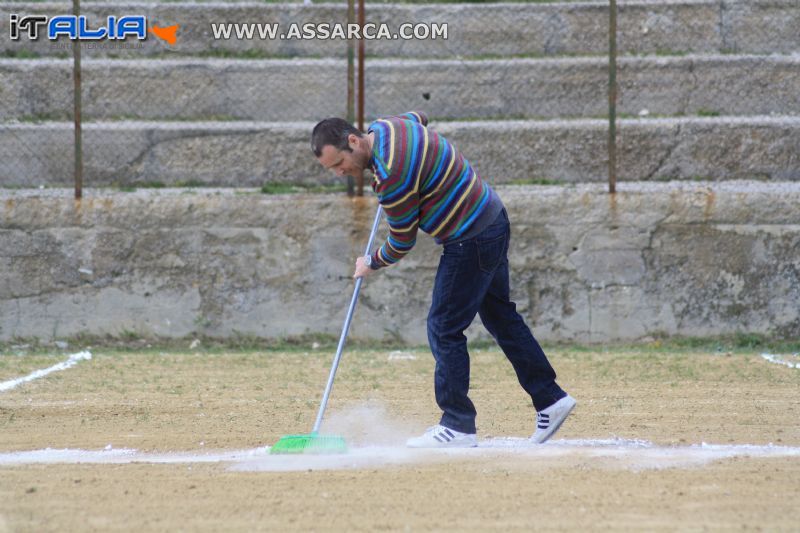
[368,116,402,133]
[368,117,409,164]
[369,113,432,180]
[369,111,428,131]
[367,118,396,155]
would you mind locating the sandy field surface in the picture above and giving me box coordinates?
[1,345,799,531]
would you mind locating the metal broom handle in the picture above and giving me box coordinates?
[312,204,383,433]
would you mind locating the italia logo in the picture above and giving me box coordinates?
[9,14,179,45]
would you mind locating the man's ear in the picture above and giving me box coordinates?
[348,133,361,150]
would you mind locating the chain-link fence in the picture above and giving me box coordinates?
[2,0,799,194]
[1,1,357,191]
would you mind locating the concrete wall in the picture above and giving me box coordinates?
[1,182,798,344]
[3,1,798,188]
[4,117,799,187]
[4,55,799,122]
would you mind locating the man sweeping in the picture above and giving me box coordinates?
[311,111,576,447]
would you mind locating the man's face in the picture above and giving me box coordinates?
[317,134,369,179]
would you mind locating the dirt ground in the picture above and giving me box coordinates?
[1,346,799,531]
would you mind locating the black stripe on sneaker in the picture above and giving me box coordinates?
[444,428,455,439]
[434,434,444,442]
[538,424,548,429]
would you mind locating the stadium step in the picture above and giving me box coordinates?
[2,54,798,122]
[3,116,799,187]
[2,1,798,188]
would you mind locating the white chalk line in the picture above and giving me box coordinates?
[0,351,92,393]
[761,352,800,369]
[1,438,798,472]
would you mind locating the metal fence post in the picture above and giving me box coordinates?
[356,0,365,196]
[73,0,83,199]
[346,0,356,196]
[608,0,618,194]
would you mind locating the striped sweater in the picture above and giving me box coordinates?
[368,111,502,268]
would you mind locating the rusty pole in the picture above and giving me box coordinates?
[608,0,618,194]
[73,0,83,199]
[346,0,356,196]
[357,0,366,196]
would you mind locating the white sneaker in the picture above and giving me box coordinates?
[531,394,576,444]
[406,424,478,448]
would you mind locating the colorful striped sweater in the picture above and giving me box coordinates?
[368,111,503,268]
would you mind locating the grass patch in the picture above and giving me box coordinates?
[2,333,798,357]
[187,49,321,60]
[117,182,204,192]
[139,181,167,188]
[507,178,564,186]
[584,333,800,355]
[2,49,41,59]
[174,179,208,188]
[696,109,721,117]
[0,333,410,356]
[445,51,605,61]
[433,115,548,122]
[18,112,69,123]
[260,182,347,195]
[104,115,240,122]
[0,184,41,190]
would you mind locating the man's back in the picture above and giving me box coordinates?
[368,111,503,268]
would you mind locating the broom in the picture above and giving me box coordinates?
[270,205,383,454]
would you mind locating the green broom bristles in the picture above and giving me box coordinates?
[269,433,347,454]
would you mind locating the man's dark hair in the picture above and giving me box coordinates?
[311,118,363,157]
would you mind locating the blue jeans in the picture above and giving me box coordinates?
[427,209,566,434]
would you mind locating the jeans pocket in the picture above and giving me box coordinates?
[477,233,506,273]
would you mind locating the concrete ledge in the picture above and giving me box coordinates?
[1,1,798,58]
[3,55,799,121]
[1,182,798,343]
[0,121,323,187]
[2,117,799,187]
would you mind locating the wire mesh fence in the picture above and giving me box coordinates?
[2,0,798,193]
[4,0,607,191]
[1,1,357,190]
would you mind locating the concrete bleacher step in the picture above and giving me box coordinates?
[3,54,799,122]
[2,0,798,59]
[2,1,797,188]
[3,116,798,187]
